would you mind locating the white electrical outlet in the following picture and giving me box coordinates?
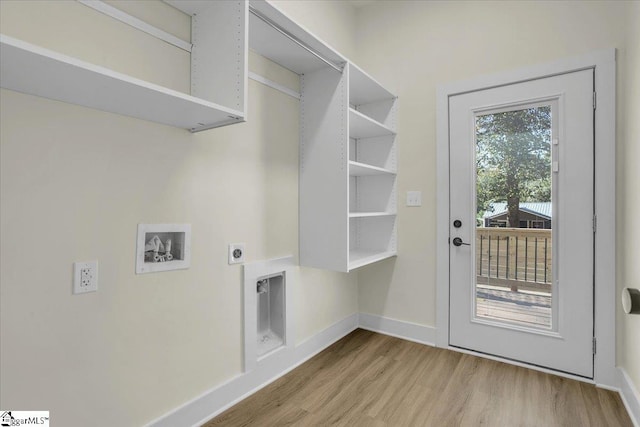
[228,243,245,265]
[74,261,98,294]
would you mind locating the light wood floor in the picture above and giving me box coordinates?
[205,329,632,426]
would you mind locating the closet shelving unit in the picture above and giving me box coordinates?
[347,63,398,271]
[2,0,396,272]
[247,0,398,272]
[0,1,248,132]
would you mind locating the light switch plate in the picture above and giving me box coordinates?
[406,191,422,207]
[74,261,98,294]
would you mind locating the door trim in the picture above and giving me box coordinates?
[436,49,616,388]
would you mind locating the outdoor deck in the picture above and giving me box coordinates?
[476,285,551,328]
[474,227,553,328]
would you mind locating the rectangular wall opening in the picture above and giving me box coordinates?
[256,273,285,358]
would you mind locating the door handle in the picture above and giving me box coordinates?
[452,237,470,247]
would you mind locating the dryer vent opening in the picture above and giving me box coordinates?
[256,273,285,357]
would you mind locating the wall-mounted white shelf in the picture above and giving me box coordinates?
[347,62,398,271]
[0,35,243,132]
[2,0,247,132]
[348,212,397,271]
[247,0,345,75]
[349,249,397,271]
[349,108,395,139]
[349,161,395,176]
[300,63,397,271]
[349,63,395,106]
[349,212,396,218]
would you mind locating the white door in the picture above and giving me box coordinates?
[449,70,594,377]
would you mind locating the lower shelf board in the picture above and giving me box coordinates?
[349,250,397,270]
[349,161,395,176]
[349,211,397,218]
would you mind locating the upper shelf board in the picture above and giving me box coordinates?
[0,35,244,132]
[349,63,395,106]
[349,108,395,139]
[248,0,346,75]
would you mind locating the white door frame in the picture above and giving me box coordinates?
[436,49,616,388]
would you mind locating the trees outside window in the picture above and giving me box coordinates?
[476,106,552,228]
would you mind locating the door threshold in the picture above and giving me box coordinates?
[448,345,595,385]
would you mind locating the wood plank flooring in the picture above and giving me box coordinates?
[205,329,632,426]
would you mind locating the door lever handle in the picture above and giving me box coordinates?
[452,237,470,247]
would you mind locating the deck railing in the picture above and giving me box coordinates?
[476,227,552,293]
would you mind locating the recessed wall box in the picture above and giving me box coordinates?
[243,256,295,373]
[136,224,191,274]
[256,273,285,357]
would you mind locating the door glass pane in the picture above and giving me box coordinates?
[475,105,553,329]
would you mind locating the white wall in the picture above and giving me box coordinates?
[0,1,357,425]
[353,0,639,390]
[619,0,640,393]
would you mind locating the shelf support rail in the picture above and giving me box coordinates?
[248,5,344,74]
[248,71,301,100]
[77,0,193,53]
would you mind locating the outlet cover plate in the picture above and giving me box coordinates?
[228,243,245,265]
[74,261,98,294]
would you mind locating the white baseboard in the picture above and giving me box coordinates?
[358,312,436,346]
[147,313,359,427]
[619,368,640,427]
